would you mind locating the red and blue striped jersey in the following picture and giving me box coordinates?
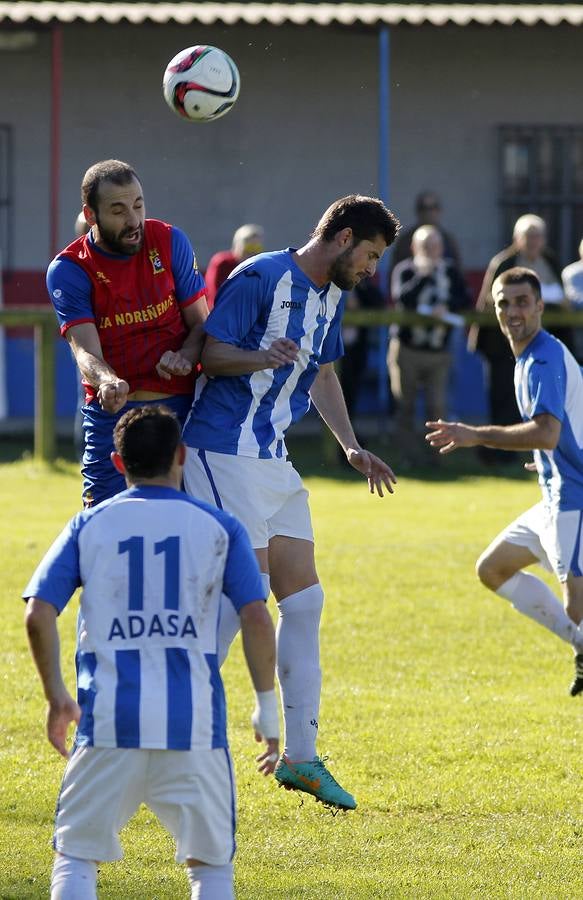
[47,219,206,402]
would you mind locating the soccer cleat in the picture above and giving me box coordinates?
[570,653,583,697]
[274,754,357,810]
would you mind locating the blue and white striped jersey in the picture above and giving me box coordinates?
[515,329,583,511]
[182,249,345,459]
[23,486,264,751]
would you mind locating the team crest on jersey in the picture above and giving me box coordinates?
[95,271,111,284]
[149,249,165,275]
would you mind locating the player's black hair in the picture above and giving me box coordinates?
[113,405,181,480]
[312,195,400,247]
[81,159,141,211]
[494,267,542,300]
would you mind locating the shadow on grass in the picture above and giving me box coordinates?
[287,434,533,484]
[0,433,533,486]
[0,437,79,467]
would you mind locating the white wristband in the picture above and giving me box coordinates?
[251,689,280,740]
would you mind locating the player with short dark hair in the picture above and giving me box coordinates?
[24,404,278,900]
[81,160,140,222]
[494,265,543,299]
[182,195,400,810]
[311,194,399,247]
[426,267,583,694]
[47,159,208,507]
[113,403,181,478]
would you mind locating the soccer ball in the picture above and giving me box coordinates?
[162,45,240,122]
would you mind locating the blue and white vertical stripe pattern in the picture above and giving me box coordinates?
[515,329,583,511]
[182,249,345,459]
[22,486,264,751]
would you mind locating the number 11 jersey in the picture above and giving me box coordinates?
[23,486,264,751]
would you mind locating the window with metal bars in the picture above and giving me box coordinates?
[499,124,583,267]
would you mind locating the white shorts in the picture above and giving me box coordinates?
[183,448,314,549]
[53,745,236,864]
[501,501,583,583]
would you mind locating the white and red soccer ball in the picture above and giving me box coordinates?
[163,45,240,122]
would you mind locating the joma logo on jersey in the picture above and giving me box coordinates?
[107,612,197,640]
[280,300,302,310]
[149,249,165,275]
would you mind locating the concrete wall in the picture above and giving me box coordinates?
[1,22,582,275]
[0,29,52,270]
[1,23,380,274]
[390,24,583,269]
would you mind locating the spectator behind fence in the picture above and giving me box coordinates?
[471,214,571,463]
[562,237,583,362]
[205,224,264,308]
[339,275,385,418]
[388,225,470,466]
[74,211,90,238]
[390,190,463,273]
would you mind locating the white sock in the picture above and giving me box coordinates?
[186,863,234,899]
[276,583,324,761]
[217,575,270,668]
[497,572,579,646]
[51,854,97,900]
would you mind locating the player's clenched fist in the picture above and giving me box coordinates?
[156,349,193,380]
[263,338,299,369]
[97,379,130,414]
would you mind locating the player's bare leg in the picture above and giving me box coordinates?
[268,535,356,810]
[476,538,541,591]
[477,537,583,694]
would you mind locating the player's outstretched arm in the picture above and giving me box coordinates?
[426,414,560,454]
[310,363,397,496]
[425,419,480,454]
[25,598,81,758]
[202,335,299,377]
[239,600,280,775]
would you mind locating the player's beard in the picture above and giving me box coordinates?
[328,246,364,291]
[94,214,144,256]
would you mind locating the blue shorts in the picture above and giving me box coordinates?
[81,395,192,507]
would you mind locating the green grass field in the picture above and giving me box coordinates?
[1,440,582,899]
